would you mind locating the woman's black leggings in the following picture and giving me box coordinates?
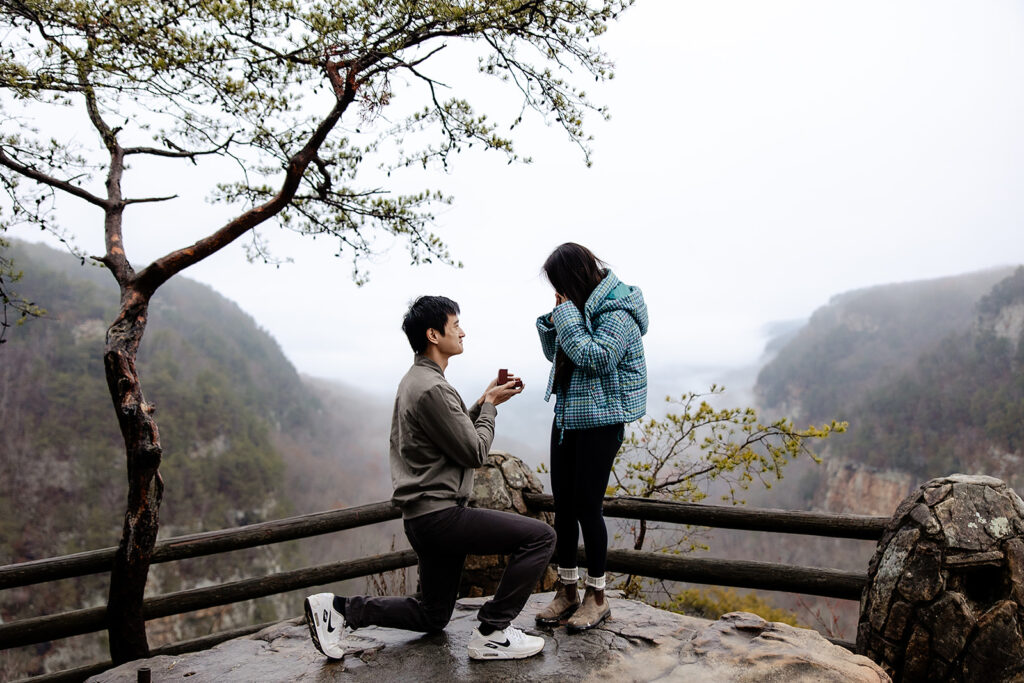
[549,420,624,577]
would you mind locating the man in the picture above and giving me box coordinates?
[304,295,556,662]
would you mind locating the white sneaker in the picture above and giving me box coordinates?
[304,592,346,660]
[467,624,545,660]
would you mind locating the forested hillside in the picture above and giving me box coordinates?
[0,241,393,678]
[755,265,1024,488]
[698,266,1024,642]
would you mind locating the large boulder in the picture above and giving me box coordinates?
[857,474,1024,681]
[460,451,557,596]
[89,593,888,682]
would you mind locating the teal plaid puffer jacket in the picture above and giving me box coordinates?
[536,270,649,430]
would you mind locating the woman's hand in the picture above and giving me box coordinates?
[548,292,568,324]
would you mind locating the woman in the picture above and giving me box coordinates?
[534,242,648,631]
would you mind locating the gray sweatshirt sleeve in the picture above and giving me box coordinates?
[419,384,496,468]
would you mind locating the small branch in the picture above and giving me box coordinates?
[123,134,235,160]
[0,147,107,209]
[124,195,178,206]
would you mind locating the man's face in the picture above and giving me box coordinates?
[431,313,465,357]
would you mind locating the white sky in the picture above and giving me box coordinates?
[9,0,1024,419]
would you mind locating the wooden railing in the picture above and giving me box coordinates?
[0,496,888,682]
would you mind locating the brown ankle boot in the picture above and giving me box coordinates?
[566,587,611,632]
[535,582,581,625]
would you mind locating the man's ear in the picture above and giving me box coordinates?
[425,328,439,346]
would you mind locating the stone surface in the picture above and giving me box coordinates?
[857,474,1024,682]
[88,593,888,679]
[657,612,889,683]
[1008,538,1024,605]
[896,544,942,603]
[88,594,889,682]
[901,624,930,681]
[923,592,975,662]
[923,483,952,507]
[962,600,1024,683]
[909,504,941,537]
[868,528,919,630]
[934,494,988,550]
[883,601,911,641]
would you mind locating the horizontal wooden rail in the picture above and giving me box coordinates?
[0,500,402,590]
[1,496,885,593]
[526,493,888,540]
[603,548,867,600]
[1,494,881,661]
[0,550,417,649]
[2,544,866,652]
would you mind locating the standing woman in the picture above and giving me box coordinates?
[534,243,648,631]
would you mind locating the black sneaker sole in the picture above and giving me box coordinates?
[535,604,580,626]
[468,642,546,660]
[304,597,330,658]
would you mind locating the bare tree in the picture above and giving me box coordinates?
[0,0,634,661]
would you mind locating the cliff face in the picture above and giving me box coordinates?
[755,267,1015,429]
[756,265,1024,490]
[988,301,1024,345]
[813,459,917,516]
[725,267,1024,646]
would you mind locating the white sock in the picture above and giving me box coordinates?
[557,566,579,584]
[585,573,606,590]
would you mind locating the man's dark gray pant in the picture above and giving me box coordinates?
[344,505,556,632]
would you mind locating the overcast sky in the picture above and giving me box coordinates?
[9,0,1024,425]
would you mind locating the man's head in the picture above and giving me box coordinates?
[402,295,463,356]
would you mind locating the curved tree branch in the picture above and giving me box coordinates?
[135,64,361,295]
[124,134,236,159]
[0,147,107,208]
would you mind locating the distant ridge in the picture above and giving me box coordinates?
[755,264,1023,485]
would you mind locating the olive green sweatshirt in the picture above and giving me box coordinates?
[389,354,497,519]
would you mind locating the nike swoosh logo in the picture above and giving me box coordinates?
[486,639,511,647]
[325,610,336,633]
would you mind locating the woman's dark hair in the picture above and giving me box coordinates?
[542,242,607,314]
[542,243,607,390]
[402,295,460,354]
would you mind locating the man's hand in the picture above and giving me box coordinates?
[480,374,525,407]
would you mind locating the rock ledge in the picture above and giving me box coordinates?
[90,592,888,682]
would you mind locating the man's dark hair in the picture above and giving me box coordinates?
[402,295,460,354]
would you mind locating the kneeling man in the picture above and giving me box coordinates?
[305,295,555,661]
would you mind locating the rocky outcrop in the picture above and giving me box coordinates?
[815,458,917,516]
[461,451,557,597]
[857,474,1024,681]
[988,301,1024,346]
[89,593,888,682]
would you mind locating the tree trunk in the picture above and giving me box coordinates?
[104,290,162,664]
[90,63,355,664]
[634,518,647,551]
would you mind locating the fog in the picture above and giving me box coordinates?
[7,1,1024,460]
